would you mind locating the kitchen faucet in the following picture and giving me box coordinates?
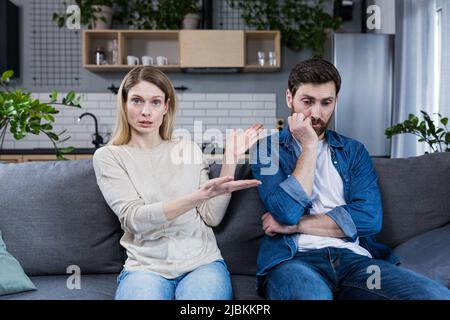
[77,112,104,149]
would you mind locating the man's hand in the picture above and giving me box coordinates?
[262,212,298,237]
[288,112,318,150]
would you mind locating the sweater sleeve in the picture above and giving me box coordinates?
[193,143,231,227]
[92,147,167,235]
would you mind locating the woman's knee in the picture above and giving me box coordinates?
[115,270,174,300]
[176,260,233,300]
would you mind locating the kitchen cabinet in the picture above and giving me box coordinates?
[179,30,244,68]
[83,30,280,72]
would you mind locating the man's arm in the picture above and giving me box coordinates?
[252,139,313,226]
[291,145,317,198]
[297,214,345,237]
[252,113,320,225]
[262,143,383,241]
[324,144,383,241]
[262,212,345,238]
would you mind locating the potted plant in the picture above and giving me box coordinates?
[0,70,83,161]
[116,0,201,30]
[182,1,201,29]
[53,0,115,29]
[385,110,450,153]
[227,0,341,57]
[155,0,201,29]
[116,0,157,29]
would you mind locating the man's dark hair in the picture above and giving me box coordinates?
[288,58,341,98]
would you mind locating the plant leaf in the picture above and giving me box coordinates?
[1,70,14,81]
[59,146,75,154]
[50,90,58,102]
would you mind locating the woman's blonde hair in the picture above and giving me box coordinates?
[109,66,177,145]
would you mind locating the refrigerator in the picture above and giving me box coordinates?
[326,33,394,157]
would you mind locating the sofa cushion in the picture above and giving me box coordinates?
[231,275,263,300]
[0,274,262,300]
[393,223,450,288]
[0,231,36,296]
[372,152,450,248]
[0,159,125,276]
[210,163,265,276]
[0,274,118,300]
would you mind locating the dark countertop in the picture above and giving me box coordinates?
[0,146,227,155]
[0,148,97,154]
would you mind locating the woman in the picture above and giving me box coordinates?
[92,66,263,300]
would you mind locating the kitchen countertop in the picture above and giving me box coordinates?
[0,147,228,155]
[0,148,97,154]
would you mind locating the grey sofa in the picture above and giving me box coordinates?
[0,152,449,299]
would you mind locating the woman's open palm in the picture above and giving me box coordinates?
[199,176,261,199]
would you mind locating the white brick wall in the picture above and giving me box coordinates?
[3,93,277,149]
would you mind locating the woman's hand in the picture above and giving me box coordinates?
[262,212,299,237]
[224,123,264,164]
[196,176,261,202]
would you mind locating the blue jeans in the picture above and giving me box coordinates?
[115,260,233,300]
[264,247,450,300]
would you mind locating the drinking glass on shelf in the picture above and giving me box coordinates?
[268,51,277,66]
[257,51,265,66]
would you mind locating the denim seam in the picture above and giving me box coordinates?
[327,248,339,286]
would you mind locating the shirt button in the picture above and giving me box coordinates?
[333,161,337,164]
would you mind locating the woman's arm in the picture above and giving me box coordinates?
[93,148,167,235]
[197,124,263,226]
[163,175,260,221]
[94,146,260,234]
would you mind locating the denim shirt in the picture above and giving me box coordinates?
[250,126,400,290]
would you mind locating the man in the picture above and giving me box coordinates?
[251,58,450,300]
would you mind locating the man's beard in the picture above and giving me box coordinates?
[311,116,331,137]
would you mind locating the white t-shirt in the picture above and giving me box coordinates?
[295,138,372,258]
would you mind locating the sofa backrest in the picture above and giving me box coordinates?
[211,151,450,269]
[210,163,265,276]
[0,159,125,276]
[373,152,450,248]
[1,151,448,277]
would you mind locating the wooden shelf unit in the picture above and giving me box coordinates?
[244,30,281,71]
[83,30,281,72]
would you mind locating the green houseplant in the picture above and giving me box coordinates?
[181,1,201,29]
[116,0,200,29]
[0,70,83,160]
[227,0,341,57]
[53,0,115,29]
[385,110,450,153]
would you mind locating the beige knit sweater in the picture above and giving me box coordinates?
[92,138,231,279]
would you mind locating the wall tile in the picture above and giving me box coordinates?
[5,93,276,149]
